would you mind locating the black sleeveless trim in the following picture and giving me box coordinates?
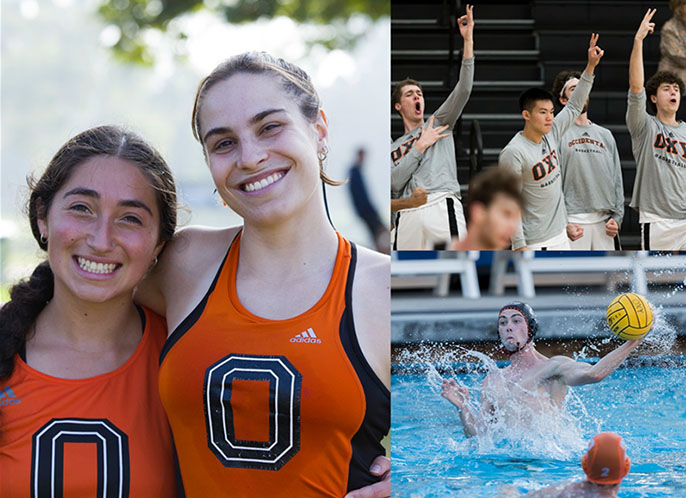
[159,231,240,365]
[171,434,187,497]
[339,243,390,491]
[135,304,146,332]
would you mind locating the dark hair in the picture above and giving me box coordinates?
[191,51,341,186]
[519,88,555,112]
[645,71,685,113]
[392,78,422,111]
[0,125,177,383]
[465,166,523,223]
[551,70,582,107]
[670,0,686,12]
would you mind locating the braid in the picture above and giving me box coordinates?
[0,261,54,382]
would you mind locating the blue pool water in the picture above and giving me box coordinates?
[392,362,686,497]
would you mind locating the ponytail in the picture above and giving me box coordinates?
[0,261,54,382]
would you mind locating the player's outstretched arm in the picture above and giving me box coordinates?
[550,337,644,386]
[458,4,474,59]
[584,33,604,76]
[441,378,486,438]
[630,8,657,94]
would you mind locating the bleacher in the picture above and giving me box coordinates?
[391,0,677,249]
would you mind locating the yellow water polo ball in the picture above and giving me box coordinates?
[606,292,653,340]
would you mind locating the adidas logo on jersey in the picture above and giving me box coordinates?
[290,328,321,344]
[0,386,21,406]
[582,132,590,137]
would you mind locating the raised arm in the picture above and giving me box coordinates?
[441,377,489,438]
[583,32,604,77]
[553,34,602,140]
[458,4,474,60]
[549,338,644,386]
[433,5,475,128]
[630,9,657,94]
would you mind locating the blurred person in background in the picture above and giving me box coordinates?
[450,167,523,250]
[348,148,390,253]
[658,0,686,92]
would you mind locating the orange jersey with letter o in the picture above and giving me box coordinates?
[0,308,177,498]
[158,232,389,497]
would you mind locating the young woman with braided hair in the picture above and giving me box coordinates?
[0,126,179,497]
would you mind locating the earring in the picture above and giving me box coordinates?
[40,233,48,244]
[153,256,158,266]
[317,146,328,165]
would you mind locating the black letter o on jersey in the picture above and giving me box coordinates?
[532,161,546,181]
[31,418,130,498]
[203,354,302,470]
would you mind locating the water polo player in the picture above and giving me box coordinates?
[440,302,646,438]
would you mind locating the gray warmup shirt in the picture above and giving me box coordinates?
[390,57,474,199]
[626,89,686,220]
[559,122,624,224]
[499,71,594,249]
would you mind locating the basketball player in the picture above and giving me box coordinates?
[552,71,624,250]
[136,52,390,497]
[498,34,605,250]
[525,432,629,497]
[628,9,686,250]
[0,127,178,496]
[390,4,474,250]
[440,302,644,438]
[450,167,523,250]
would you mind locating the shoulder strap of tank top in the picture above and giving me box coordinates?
[159,229,242,365]
[341,242,389,395]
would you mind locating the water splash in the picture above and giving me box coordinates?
[643,303,678,354]
[395,343,591,461]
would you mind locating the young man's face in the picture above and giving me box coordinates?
[651,82,681,115]
[497,309,529,352]
[523,100,554,136]
[472,194,521,250]
[395,84,424,123]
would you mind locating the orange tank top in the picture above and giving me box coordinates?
[158,232,389,497]
[0,307,177,498]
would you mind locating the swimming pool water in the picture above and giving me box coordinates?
[391,363,686,497]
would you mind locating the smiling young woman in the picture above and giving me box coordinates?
[0,126,179,497]
[136,52,391,497]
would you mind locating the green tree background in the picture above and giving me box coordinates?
[98,0,388,64]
